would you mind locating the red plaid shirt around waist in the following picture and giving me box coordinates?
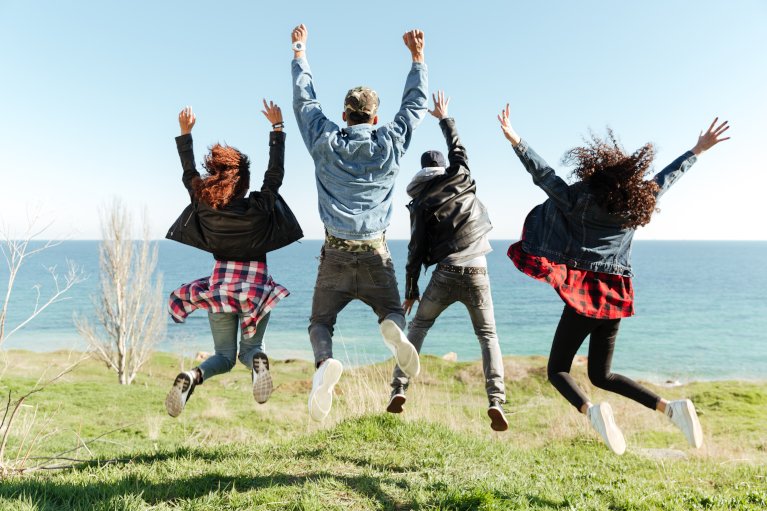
[508,241,634,319]
[169,260,289,338]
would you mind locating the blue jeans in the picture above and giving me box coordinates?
[391,269,505,402]
[198,311,271,381]
[308,245,406,365]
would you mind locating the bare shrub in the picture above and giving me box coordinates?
[0,214,85,348]
[76,200,165,385]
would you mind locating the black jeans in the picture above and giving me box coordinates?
[547,305,660,410]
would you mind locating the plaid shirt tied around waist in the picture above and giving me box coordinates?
[508,241,634,319]
[169,260,289,338]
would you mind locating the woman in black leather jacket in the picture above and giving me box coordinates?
[165,101,295,418]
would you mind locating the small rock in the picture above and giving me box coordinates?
[442,352,458,362]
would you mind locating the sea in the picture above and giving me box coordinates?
[1,240,765,383]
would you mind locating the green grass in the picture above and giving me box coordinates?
[0,350,765,510]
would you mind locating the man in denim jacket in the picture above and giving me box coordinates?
[290,24,428,422]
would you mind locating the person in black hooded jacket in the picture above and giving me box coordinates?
[386,91,508,431]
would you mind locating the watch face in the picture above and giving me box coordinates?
[293,41,305,51]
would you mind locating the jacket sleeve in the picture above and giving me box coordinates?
[439,117,468,171]
[513,140,574,212]
[405,204,428,300]
[386,62,428,156]
[175,133,200,201]
[292,57,338,151]
[260,131,286,195]
[652,151,697,199]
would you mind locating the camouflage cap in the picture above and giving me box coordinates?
[344,86,380,117]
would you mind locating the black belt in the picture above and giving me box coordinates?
[436,263,487,275]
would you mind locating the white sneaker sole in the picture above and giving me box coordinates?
[676,399,704,448]
[380,319,420,378]
[591,402,626,455]
[252,357,273,404]
[165,374,190,418]
[308,359,343,422]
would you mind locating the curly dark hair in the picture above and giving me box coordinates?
[193,144,250,209]
[563,130,659,229]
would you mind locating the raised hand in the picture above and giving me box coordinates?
[692,118,730,155]
[292,24,307,58]
[428,90,450,120]
[402,29,425,63]
[178,106,196,135]
[261,99,283,131]
[497,103,521,147]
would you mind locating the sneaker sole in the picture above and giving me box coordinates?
[308,359,343,422]
[165,375,190,418]
[679,399,704,448]
[488,407,509,432]
[380,319,420,378]
[386,394,406,414]
[593,402,626,455]
[252,356,273,404]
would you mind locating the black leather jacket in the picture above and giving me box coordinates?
[167,130,301,261]
[405,118,492,299]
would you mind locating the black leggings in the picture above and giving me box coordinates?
[547,305,660,411]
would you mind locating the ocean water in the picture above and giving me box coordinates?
[1,240,765,382]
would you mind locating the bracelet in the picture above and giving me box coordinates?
[272,122,285,130]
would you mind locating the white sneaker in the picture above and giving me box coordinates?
[252,352,273,404]
[307,358,343,422]
[666,399,703,448]
[165,370,197,418]
[587,402,626,455]
[380,319,420,378]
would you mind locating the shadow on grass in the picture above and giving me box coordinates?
[1,470,408,510]
[0,446,573,510]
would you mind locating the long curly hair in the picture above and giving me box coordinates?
[563,130,659,229]
[193,144,250,209]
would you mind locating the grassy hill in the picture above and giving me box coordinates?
[0,350,765,510]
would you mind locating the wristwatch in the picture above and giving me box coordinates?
[291,41,305,52]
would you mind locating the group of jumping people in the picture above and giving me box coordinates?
[162,24,730,455]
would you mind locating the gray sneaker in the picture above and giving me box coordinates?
[587,402,626,455]
[666,399,703,448]
[386,387,407,414]
[165,370,197,418]
[251,352,273,404]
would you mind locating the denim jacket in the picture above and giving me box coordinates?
[513,140,697,276]
[292,57,428,240]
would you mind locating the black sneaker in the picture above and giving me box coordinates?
[487,398,509,432]
[386,387,407,414]
[252,352,273,404]
[165,370,197,417]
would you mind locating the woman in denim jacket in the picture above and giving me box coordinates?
[498,105,729,454]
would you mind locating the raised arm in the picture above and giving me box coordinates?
[654,118,730,198]
[498,104,574,211]
[429,90,468,170]
[176,106,201,200]
[387,29,428,152]
[291,23,337,151]
[260,99,286,196]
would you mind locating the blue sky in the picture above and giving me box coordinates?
[1,1,765,240]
